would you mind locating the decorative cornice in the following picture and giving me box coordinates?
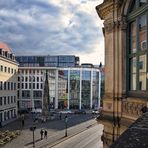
[96,0,123,20]
[103,15,127,34]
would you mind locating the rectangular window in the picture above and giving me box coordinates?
[14,96,16,103]
[8,96,10,104]
[0,81,2,90]
[4,97,6,105]
[8,67,10,73]
[139,73,146,90]
[0,65,3,72]
[139,15,147,51]
[4,67,7,72]
[37,83,39,89]
[0,112,2,122]
[22,90,30,98]
[22,83,24,89]
[130,74,137,90]
[4,82,6,90]
[11,96,13,103]
[130,21,137,53]
[25,83,28,89]
[29,83,31,89]
[33,91,42,98]
[0,97,2,105]
[11,82,13,90]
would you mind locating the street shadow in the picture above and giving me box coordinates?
[1,113,96,132]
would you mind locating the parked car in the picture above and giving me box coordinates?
[74,109,86,114]
[92,109,100,114]
[31,108,42,114]
[59,109,72,114]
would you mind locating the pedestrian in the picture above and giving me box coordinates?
[44,130,48,139]
[40,129,44,140]
[21,114,25,127]
[59,112,62,120]
[22,119,24,127]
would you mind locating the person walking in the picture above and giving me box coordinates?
[21,114,25,127]
[40,129,44,140]
[44,130,48,139]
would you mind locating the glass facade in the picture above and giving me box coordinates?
[18,67,101,110]
[92,71,99,108]
[58,70,68,109]
[16,55,79,67]
[128,1,148,91]
[81,71,91,109]
[70,70,80,109]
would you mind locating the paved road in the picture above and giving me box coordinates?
[1,113,101,148]
[52,124,103,148]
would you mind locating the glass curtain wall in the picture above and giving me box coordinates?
[58,70,68,109]
[81,71,91,109]
[128,1,148,91]
[92,71,99,109]
[48,69,56,109]
[69,70,80,109]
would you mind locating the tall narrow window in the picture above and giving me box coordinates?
[128,1,148,93]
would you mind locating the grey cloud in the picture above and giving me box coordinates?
[0,0,103,57]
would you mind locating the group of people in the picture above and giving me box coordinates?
[40,129,48,140]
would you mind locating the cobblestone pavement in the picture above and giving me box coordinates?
[1,113,99,148]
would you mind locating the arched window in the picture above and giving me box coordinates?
[128,1,148,96]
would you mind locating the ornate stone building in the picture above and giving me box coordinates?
[96,0,148,147]
[0,42,18,126]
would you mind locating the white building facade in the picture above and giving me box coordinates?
[0,43,18,126]
[17,67,101,110]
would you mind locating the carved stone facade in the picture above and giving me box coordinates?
[96,0,148,147]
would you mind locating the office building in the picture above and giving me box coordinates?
[16,55,79,67]
[17,65,101,110]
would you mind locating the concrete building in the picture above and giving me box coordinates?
[96,0,148,147]
[17,65,101,110]
[0,42,18,126]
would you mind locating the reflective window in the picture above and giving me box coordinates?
[139,15,147,51]
[69,70,80,109]
[128,2,148,91]
[58,70,68,109]
[130,21,136,53]
[82,71,91,109]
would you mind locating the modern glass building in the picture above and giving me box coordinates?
[16,55,79,67]
[17,66,101,110]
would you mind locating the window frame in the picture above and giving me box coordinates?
[127,1,148,98]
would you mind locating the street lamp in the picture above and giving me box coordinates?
[30,126,36,148]
[65,115,68,137]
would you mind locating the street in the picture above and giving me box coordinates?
[51,124,103,148]
[1,113,103,148]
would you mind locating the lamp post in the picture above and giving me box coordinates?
[30,126,36,148]
[65,115,68,137]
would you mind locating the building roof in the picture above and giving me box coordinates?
[0,42,12,53]
[110,112,148,148]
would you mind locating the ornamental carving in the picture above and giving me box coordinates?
[122,101,145,117]
[96,0,123,20]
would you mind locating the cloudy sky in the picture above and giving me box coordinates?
[0,0,104,65]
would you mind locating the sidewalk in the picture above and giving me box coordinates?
[26,119,97,148]
[1,114,97,148]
